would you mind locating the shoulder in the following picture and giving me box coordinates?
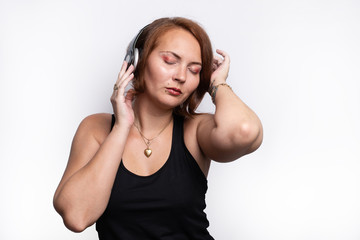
[184,113,214,134]
[76,113,113,145]
[184,113,213,127]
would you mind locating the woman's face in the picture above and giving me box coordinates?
[143,28,202,109]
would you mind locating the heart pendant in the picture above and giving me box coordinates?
[144,148,152,158]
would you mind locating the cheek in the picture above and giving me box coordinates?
[182,78,200,99]
[188,76,200,91]
[145,62,172,84]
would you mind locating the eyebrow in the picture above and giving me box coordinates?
[160,51,202,66]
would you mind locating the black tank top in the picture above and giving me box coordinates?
[96,114,214,240]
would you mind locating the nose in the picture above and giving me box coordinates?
[174,65,187,83]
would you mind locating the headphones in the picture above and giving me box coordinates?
[124,25,149,69]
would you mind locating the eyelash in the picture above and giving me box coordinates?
[165,60,176,65]
[163,57,200,74]
[189,68,200,75]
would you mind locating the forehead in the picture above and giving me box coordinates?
[155,28,202,62]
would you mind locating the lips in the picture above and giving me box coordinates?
[166,87,182,96]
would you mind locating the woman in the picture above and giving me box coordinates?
[53,17,263,239]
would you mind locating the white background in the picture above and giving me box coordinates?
[1,0,359,239]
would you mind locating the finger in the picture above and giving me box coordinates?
[216,49,226,56]
[115,64,134,87]
[213,57,223,66]
[115,61,132,85]
[119,66,135,88]
[213,55,222,62]
[212,63,218,72]
[114,62,127,87]
[216,49,230,63]
[116,73,134,97]
[125,64,135,76]
[212,57,220,68]
[212,57,224,72]
[118,61,128,79]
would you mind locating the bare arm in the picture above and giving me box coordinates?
[197,50,263,162]
[53,114,131,232]
[53,62,135,232]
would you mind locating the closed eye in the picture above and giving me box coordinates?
[162,55,177,65]
[189,65,201,75]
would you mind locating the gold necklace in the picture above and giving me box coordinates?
[134,117,172,158]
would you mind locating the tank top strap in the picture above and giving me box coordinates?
[111,114,115,130]
[172,113,183,143]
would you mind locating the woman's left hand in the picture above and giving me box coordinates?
[210,49,230,84]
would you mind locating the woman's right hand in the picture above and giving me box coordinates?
[110,61,136,130]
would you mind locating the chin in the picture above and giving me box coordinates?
[159,96,186,110]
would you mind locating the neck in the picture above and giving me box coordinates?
[132,94,173,136]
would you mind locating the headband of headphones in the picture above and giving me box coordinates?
[124,25,149,68]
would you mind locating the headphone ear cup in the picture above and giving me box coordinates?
[133,48,139,68]
[125,24,148,69]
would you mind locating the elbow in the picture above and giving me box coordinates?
[53,197,89,233]
[209,119,263,162]
[230,120,263,152]
[62,213,88,233]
